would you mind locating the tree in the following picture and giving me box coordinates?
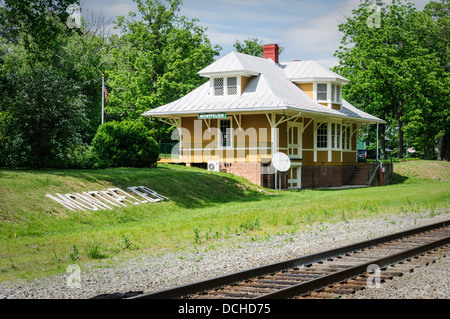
[105,0,221,141]
[333,0,448,159]
[0,1,113,155]
[0,0,81,64]
[233,38,284,57]
[424,0,450,161]
[1,67,88,168]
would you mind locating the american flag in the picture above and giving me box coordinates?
[103,86,108,103]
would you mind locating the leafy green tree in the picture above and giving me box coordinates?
[60,27,110,141]
[1,67,88,168]
[233,38,284,57]
[424,0,450,160]
[0,0,81,64]
[0,1,110,165]
[333,0,448,159]
[105,0,221,142]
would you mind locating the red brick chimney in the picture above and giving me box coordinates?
[263,44,279,63]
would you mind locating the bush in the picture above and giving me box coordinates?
[91,120,159,168]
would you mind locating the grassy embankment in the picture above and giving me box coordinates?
[0,160,449,282]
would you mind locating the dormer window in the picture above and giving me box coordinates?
[212,76,239,96]
[227,77,237,95]
[331,84,341,103]
[317,83,328,101]
[214,78,224,96]
[312,82,342,106]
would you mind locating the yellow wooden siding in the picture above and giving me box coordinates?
[303,150,314,163]
[241,76,251,94]
[331,104,341,110]
[332,151,341,163]
[343,151,356,163]
[302,118,314,149]
[296,83,313,99]
[317,151,328,163]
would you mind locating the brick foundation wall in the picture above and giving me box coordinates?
[302,165,363,188]
[221,162,262,186]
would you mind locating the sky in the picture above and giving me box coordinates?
[80,0,431,69]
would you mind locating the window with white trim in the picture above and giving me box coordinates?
[336,124,341,148]
[316,123,328,148]
[219,119,232,148]
[331,84,342,103]
[331,123,342,149]
[317,83,328,101]
[331,123,335,148]
[227,77,237,95]
[212,76,239,96]
[214,78,224,96]
[342,125,351,150]
[346,126,350,149]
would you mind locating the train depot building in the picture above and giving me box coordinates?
[143,44,387,189]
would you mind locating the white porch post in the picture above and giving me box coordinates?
[271,113,279,189]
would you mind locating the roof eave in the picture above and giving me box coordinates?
[290,77,350,85]
[198,70,260,78]
[142,107,386,124]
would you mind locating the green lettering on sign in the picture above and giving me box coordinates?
[198,113,226,120]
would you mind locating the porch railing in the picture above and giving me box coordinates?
[159,142,272,162]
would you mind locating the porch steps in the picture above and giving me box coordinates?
[345,165,371,186]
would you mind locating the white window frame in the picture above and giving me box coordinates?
[316,122,328,149]
[331,84,336,102]
[329,83,342,104]
[316,83,328,102]
[342,124,352,150]
[227,76,237,95]
[330,122,343,150]
[336,85,341,103]
[211,76,240,97]
[213,77,224,96]
[218,118,233,149]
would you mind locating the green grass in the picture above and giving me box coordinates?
[0,160,449,282]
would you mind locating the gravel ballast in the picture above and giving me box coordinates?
[0,211,449,299]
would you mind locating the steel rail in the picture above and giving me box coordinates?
[256,236,450,299]
[128,219,450,299]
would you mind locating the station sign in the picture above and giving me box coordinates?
[198,113,226,120]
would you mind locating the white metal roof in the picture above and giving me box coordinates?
[143,52,384,124]
[280,60,350,84]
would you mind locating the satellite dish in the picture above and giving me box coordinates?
[272,152,291,172]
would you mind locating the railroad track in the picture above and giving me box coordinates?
[129,220,450,299]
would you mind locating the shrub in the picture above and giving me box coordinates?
[91,120,159,168]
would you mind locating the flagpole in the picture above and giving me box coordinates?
[101,74,105,125]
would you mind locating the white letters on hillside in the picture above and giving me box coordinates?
[46,186,168,212]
